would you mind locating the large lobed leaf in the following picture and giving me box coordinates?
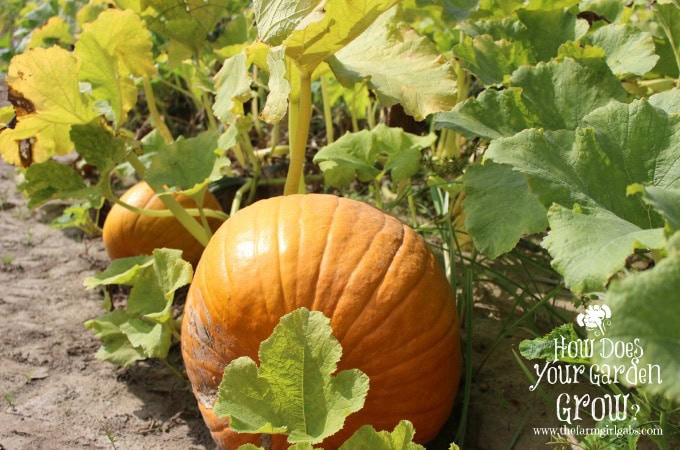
[74,9,155,125]
[313,124,436,188]
[213,308,369,444]
[487,99,679,292]
[440,57,626,259]
[84,249,192,367]
[591,234,680,403]
[329,7,458,121]
[0,46,98,165]
[283,0,399,70]
[435,57,627,139]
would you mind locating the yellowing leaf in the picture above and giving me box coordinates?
[1,47,98,165]
[254,0,320,45]
[260,47,291,124]
[0,116,73,166]
[284,0,399,70]
[27,16,74,49]
[213,52,253,124]
[74,9,155,124]
[8,47,96,124]
[330,7,457,121]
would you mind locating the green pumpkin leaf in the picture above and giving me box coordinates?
[435,57,626,139]
[462,161,548,258]
[453,33,531,86]
[542,205,666,293]
[640,186,680,233]
[74,9,155,125]
[581,416,640,450]
[591,234,680,403]
[20,159,99,208]
[649,88,680,114]
[313,124,435,188]
[70,120,127,173]
[84,249,191,366]
[283,0,399,70]
[486,99,679,292]
[453,9,587,85]
[84,309,146,367]
[508,58,626,131]
[50,199,104,235]
[329,7,457,121]
[416,0,479,21]
[339,420,425,450]
[581,24,659,76]
[119,317,172,359]
[519,323,590,364]
[140,0,227,53]
[145,130,227,194]
[213,308,369,444]
[514,8,588,62]
[655,3,680,78]
[84,255,154,289]
[152,248,194,301]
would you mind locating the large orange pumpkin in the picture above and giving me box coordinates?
[182,194,462,449]
[102,181,224,266]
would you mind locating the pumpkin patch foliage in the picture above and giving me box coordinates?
[2,0,680,448]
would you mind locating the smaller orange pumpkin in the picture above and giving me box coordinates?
[102,181,224,266]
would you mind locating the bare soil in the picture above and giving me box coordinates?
[0,158,599,450]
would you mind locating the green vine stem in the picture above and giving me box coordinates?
[123,153,228,222]
[201,90,218,131]
[230,178,253,216]
[320,75,335,144]
[240,128,261,204]
[126,152,147,178]
[350,87,360,133]
[102,172,228,221]
[188,191,213,237]
[141,76,174,144]
[284,69,312,196]
[251,66,264,141]
[154,193,211,246]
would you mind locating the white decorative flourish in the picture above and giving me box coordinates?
[576,304,612,336]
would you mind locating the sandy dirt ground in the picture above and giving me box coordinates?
[0,157,602,450]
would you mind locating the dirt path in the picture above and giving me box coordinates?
[0,161,215,450]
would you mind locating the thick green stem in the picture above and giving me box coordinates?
[118,155,227,221]
[230,178,253,216]
[252,66,264,141]
[320,75,334,144]
[350,89,359,133]
[240,129,261,204]
[373,179,383,209]
[142,76,173,144]
[270,123,281,155]
[201,91,217,131]
[126,152,147,178]
[189,191,213,237]
[155,193,210,246]
[284,69,312,196]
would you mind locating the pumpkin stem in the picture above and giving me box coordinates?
[284,68,312,196]
[141,76,174,144]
